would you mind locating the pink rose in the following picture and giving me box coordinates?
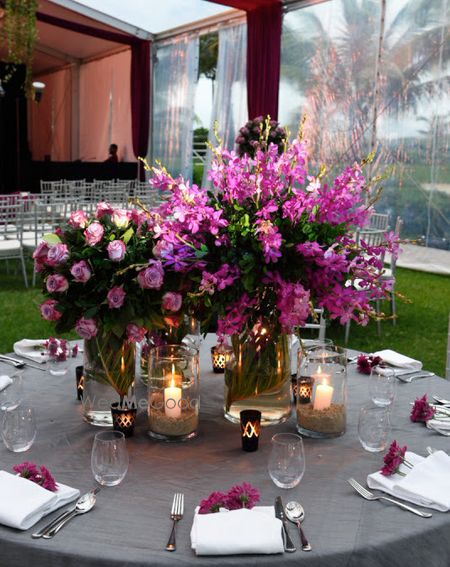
[152,240,173,259]
[162,292,182,312]
[46,244,70,267]
[33,241,50,272]
[96,202,113,219]
[46,274,69,293]
[126,323,147,343]
[68,210,89,229]
[40,299,62,321]
[70,260,91,283]
[111,209,130,229]
[107,240,126,262]
[137,260,164,290]
[75,317,98,340]
[84,222,104,246]
[107,286,126,309]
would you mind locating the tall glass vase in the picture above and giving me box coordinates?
[224,328,292,425]
[83,329,135,427]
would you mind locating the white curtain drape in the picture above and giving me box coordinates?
[202,24,247,187]
[151,34,199,181]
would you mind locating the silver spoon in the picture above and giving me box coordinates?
[42,491,98,538]
[285,501,311,552]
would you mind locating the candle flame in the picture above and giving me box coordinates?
[317,365,322,374]
[322,378,328,386]
[171,363,176,376]
[170,377,175,388]
[120,356,125,373]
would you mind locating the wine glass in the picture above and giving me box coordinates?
[91,431,129,486]
[0,371,23,411]
[1,406,36,452]
[358,403,391,452]
[369,368,396,407]
[268,433,305,489]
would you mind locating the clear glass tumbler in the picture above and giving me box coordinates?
[91,431,129,486]
[369,368,396,407]
[358,404,391,452]
[1,406,36,452]
[268,433,305,489]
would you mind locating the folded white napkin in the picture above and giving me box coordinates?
[373,349,422,376]
[0,375,13,391]
[191,506,284,556]
[0,471,80,530]
[13,339,48,363]
[367,451,450,512]
[427,418,450,431]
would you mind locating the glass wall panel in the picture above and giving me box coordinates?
[280,0,450,248]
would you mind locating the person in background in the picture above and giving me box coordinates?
[105,143,119,163]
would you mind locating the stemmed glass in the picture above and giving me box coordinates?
[268,433,305,489]
[1,406,36,452]
[91,431,129,486]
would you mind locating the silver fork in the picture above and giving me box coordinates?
[347,478,432,518]
[165,493,184,552]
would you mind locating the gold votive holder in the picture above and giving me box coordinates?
[240,410,261,452]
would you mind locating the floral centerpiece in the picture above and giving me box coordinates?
[235,116,287,158]
[34,203,191,425]
[146,122,399,424]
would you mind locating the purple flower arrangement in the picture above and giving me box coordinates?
[235,116,287,158]
[199,482,260,514]
[13,462,57,492]
[35,204,190,343]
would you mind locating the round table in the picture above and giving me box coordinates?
[1,336,450,567]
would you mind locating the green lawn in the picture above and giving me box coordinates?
[0,261,449,376]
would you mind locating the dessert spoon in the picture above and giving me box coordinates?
[285,501,311,552]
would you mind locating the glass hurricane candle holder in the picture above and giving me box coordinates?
[147,345,199,442]
[296,345,347,438]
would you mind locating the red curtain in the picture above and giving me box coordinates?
[208,0,282,120]
[36,12,151,164]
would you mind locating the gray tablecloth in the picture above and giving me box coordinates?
[1,336,450,567]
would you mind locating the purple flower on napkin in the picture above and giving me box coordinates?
[226,482,260,510]
[199,491,228,514]
[13,462,58,492]
[357,354,383,375]
[410,394,436,423]
[381,440,413,477]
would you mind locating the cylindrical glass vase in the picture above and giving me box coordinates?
[147,345,199,441]
[296,345,347,438]
[83,330,135,427]
[224,329,292,426]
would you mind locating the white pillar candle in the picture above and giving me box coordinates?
[164,364,182,418]
[313,367,333,411]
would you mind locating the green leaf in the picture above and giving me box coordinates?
[42,233,61,244]
[122,228,134,245]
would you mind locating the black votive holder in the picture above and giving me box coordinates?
[297,376,314,405]
[211,345,232,373]
[75,365,84,401]
[240,410,261,452]
[291,373,298,404]
[111,402,137,437]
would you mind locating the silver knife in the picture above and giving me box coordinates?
[0,354,47,372]
[274,496,296,553]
